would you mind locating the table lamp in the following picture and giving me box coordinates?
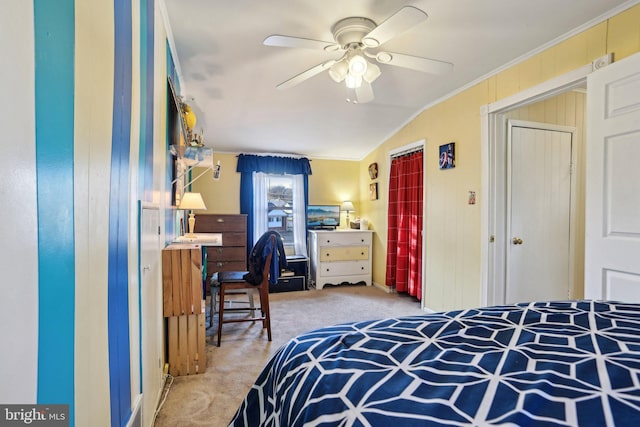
[179,192,207,237]
[341,200,355,225]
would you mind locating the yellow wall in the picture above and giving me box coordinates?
[360,3,640,311]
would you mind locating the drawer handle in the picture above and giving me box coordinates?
[325,268,330,272]
[361,266,365,270]
[326,240,330,243]
[325,253,330,257]
[361,252,365,256]
[217,248,224,253]
[216,218,224,222]
[217,262,225,267]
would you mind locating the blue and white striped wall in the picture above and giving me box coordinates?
[0,1,172,426]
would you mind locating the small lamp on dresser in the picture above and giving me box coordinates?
[179,192,207,237]
[341,200,355,225]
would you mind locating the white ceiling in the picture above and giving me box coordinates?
[162,0,633,160]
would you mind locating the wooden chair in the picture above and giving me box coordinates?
[209,277,255,329]
[216,235,275,346]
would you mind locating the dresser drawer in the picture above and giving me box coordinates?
[318,260,370,277]
[316,232,371,246]
[194,214,246,232]
[208,260,247,272]
[219,232,246,246]
[320,246,369,261]
[206,246,246,261]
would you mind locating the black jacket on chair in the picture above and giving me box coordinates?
[243,231,287,285]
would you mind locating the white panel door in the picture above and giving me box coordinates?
[140,206,162,427]
[506,123,573,303]
[585,52,640,302]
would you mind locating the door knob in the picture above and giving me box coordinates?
[512,237,523,245]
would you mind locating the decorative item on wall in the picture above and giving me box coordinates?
[368,162,378,180]
[369,182,378,200]
[439,142,455,169]
[468,191,476,205]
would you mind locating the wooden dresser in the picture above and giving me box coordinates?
[308,230,373,290]
[194,214,248,281]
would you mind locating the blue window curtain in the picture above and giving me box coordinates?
[237,154,312,254]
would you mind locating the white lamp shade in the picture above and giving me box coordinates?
[179,192,207,210]
[329,60,348,83]
[348,54,368,77]
[363,62,381,83]
[345,73,362,89]
[341,201,355,212]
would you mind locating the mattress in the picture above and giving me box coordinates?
[229,300,640,426]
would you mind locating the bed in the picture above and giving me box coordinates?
[229,300,640,426]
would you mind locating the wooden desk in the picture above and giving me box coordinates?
[161,243,206,376]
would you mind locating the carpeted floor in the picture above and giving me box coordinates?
[152,284,425,427]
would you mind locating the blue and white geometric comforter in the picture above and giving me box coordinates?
[229,301,640,426]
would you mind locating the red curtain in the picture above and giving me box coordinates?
[385,150,423,300]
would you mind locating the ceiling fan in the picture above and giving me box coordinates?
[264,6,453,103]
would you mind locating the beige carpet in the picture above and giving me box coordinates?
[153,285,425,427]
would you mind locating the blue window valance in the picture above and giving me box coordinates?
[236,154,312,175]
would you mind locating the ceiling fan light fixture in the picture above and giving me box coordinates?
[348,54,368,77]
[345,73,362,89]
[328,60,348,82]
[363,62,381,83]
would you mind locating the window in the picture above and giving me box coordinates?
[253,173,306,256]
[237,154,311,255]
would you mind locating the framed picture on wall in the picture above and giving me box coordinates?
[368,162,379,180]
[369,182,378,200]
[439,142,455,169]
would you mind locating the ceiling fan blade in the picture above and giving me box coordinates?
[362,6,428,48]
[355,81,374,103]
[375,51,453,74]
[276,60,337,90]
[264,35,340,51]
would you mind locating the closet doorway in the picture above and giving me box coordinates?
[482,66,589,306]
[386,141,425,300]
